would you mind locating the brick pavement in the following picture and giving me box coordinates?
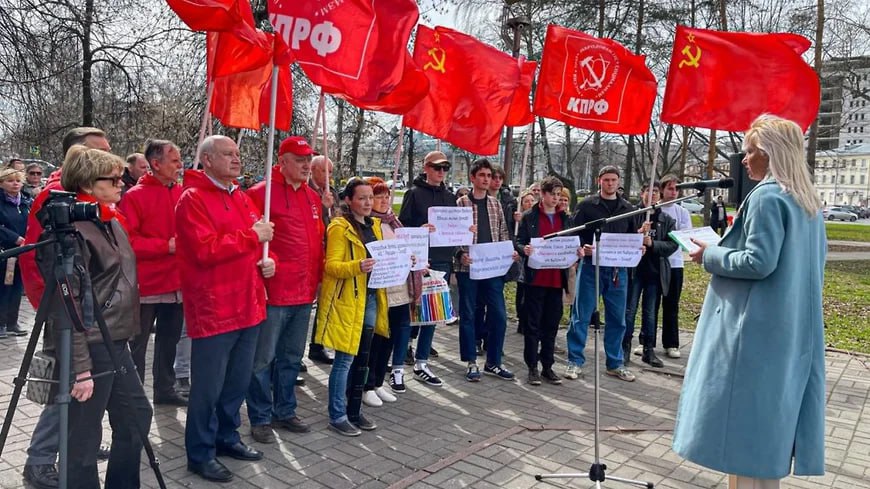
[1,302,868,489]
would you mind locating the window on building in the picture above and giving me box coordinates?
[840,175,845,184]
[861,175,866,185]
[850,175,855,184]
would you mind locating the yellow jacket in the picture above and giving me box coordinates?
[315,216,388,355]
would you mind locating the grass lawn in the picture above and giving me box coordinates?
[504,260,870,355]
[689,216,869,243]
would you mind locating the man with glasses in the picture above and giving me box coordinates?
[23,163,43,198]
[397,150,457,388]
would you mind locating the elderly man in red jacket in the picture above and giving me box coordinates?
[244,136,325,444]
[178,135,275,483]
[120,139,187,406]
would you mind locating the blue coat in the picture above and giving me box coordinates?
[672,179,827,479]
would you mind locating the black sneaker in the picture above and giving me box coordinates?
[7,324,27,336]
[349,413,377,431]
[429,347,439,358]
[528,369,542,386]
[24,464,59,489]
[175,377,190,395]
[329,420,361,437]
[389,371,406,393]
[541,368,563,385]
[404,346,415,366]
[642,348,664,368]
[483,364,515,381]
[413,364,443,387]
[0,326,7,339]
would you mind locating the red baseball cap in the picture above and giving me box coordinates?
[279,136,315,156]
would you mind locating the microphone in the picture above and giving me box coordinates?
[675,178,734,191]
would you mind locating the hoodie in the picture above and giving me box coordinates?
[398,173,457,263]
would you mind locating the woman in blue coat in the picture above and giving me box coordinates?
[0,167,32,337]
[673,115,826,488]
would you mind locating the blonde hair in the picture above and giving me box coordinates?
[0,167,23,182]
[743,114,822,216]
[61,145,124,193]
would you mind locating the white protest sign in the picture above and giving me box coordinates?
[469,241,515,280]
[528,236,581,269]
[365,240,412,289]
[668,226,722,253]
[394,227,429,271]
[428,206,473,247]
[590,233,644,267]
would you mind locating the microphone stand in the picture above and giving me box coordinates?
[534,191,702,489]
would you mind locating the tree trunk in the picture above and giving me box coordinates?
[705,0,728,222]
[806,0,824,174]
[81,0,95,126]
[624,0,645,196]
[564,124,573,180]
[536,116,550,180]
[349,107,365,176]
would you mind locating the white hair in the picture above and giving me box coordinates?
[196,135,233,165]
[743,114,822,217]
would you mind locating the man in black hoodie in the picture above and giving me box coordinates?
[396,151,456,387]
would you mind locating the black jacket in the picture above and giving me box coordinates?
[515,205,571,289]
[571,194,637,247]
[632,207,678,293]
[399,174,456,263]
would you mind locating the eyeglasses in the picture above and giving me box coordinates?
[95,176,124,186]
[28,171,42,176]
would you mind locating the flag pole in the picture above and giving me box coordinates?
[514,122,533,236]
[645,119,666,222]
[262,66,279,260]
[312,90,325,153]
[194,80,215,169]
[320,93,330,185]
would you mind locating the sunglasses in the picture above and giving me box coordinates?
[429,164,450,172]
[28,171,43,176]
[95,176,124,186]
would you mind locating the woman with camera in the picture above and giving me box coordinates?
[36,145,152,488]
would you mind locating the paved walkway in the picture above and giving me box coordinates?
[1,303,868,489]
[827,239,870,261]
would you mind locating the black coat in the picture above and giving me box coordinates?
[515,205,571,290]
[631,207,679,294]
[0,193,32,252]
[398,174,456,263]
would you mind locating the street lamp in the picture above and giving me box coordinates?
[500,7,530,185]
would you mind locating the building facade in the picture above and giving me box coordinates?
[815,144,870,207]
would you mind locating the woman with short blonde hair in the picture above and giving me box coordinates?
[61,145,124,194]
[0,166,31,337]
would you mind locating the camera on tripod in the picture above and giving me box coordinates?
[36,191,100,231]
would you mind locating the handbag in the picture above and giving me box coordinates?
[410,270,456,326]
[26,351,58,405]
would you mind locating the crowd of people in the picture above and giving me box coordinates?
[1,114,826,489]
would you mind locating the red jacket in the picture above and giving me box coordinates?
[119,174,183,297]
[21,169,63,308]
[176,170,266,338]
[247,167,324,306]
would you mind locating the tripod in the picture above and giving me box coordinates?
[535,193,702,488]
[0,199,166,489]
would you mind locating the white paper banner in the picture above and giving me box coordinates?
[590,233,644,267]
[394,227,429,271]
[528,236,581,269]
[668,226,722,253]
[427,206,473,247]
[365,240,412,289]
[469,240,515,280]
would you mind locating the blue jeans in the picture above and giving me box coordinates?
[186,325,259,465]
[175,320,190,379]
[328,292,377,423]
[388,305,412,368]
[456,273,507,366]
[623,274,662,349]
[566,262,628,370]
[246,304,312,426]
[26,404,59,466]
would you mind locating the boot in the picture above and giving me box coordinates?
[642,348,664,368]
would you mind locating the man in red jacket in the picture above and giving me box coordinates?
[120,139,187,406]
[245,136,325,444]
[177,135,275,483]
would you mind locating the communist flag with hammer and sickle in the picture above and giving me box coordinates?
[403,25,521,155]
[661,25,820,131]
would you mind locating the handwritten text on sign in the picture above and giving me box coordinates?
[365,240,412,289]
[394,227,429,271]
[469,241,515,280]
[590,233,644,267]
[528,236,581,269]
[428,207,473,247]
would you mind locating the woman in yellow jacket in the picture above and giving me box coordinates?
[315,178,388,436]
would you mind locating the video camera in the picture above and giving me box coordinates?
[36,191,100,231]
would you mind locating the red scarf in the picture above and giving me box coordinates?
[76,193,128,230]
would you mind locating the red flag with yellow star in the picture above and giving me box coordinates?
[661,25,820,131]
[403,25,521,155]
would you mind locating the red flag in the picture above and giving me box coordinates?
[403,26,521,155]
[505,59,537,127]
[533,25,657,135]
[268,0,418,102]
[661,26,820,132]
[165,0,261,45]
[337,51,428,115]
[208,33,293,131]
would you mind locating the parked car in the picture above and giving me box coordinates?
[841,205,868,219]
[823,207,858,222]
[385,179,404,189]
[680,198,704,214]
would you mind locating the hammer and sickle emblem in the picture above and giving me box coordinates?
[424,47,446,73]
[678,45,702,68]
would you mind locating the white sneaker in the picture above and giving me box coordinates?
[666,348,681,359]
[564,362,581,380]
[375,386,397,403]
[362,390,383,407]
[633,345,644,356]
